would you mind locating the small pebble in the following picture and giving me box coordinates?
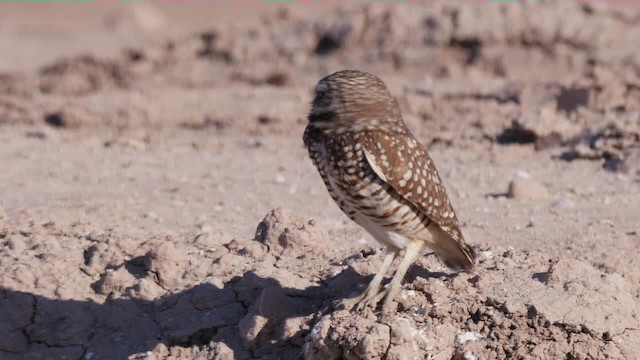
[552,197,574,208]
[275,174,286,184]
[508,178,549,200]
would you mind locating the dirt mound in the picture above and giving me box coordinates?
[255,207,330,256]
[1,210,637,359]
[306,249,640,359]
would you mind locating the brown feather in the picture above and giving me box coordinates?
[359,131,476,270]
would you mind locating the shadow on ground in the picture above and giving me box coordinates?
[0,266,372,359]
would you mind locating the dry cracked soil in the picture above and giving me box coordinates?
[1,2,639,360]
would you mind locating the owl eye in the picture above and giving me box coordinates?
[314,82,328,101]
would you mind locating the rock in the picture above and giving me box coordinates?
[144,242,187,289]
[507,178,549,200]
[254,208,330,256]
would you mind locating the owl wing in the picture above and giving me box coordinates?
[360,131,475,269]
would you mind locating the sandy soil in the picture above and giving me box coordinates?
[1,2,639,359]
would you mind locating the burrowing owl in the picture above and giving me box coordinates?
[303,70,475,312]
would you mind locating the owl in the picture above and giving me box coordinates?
[303,70,475,313]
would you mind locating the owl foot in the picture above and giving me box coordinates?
[354,286,389,312]
[335,284,378,311]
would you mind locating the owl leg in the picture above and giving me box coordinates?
[381,241,424,313]
[351,248,397,311]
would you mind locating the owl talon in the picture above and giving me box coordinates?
[335,288,376,312]
[354,287,388,312]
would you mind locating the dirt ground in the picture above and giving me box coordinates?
[1,2,639,359]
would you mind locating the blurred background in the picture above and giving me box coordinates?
[0,3,326,71]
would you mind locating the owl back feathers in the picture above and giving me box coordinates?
[360,130,476,271]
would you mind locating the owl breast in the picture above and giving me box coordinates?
[306,130,433,250]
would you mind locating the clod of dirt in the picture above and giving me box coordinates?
[144,241,189,290]
[82,242,126,276]
[507,177,549,201]
[254,208,330,256]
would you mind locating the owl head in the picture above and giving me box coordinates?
[308,70,403,131]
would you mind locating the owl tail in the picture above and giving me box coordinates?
[429,225,476,272]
